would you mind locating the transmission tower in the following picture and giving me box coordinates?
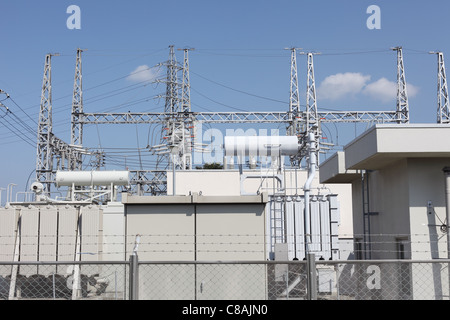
[430,51,450,124]
[70,48,84,170]
[155,46,193,172]
[392,47,409,123]
[305,53,320,140]
[284,48,303,166]
[36,53,58,192]
[304,52,322,165]
[179,48,195,169]
[180,48,194,113]
[286,47,301,115]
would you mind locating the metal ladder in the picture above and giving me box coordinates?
[270,194,286,246]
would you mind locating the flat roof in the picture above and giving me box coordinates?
[319,151,362,183]
[344,124,450,170]
[320,124,450,182]
[122,192,269,204]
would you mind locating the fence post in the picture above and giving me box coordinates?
[306,253,317,300]
[129,253,139,300]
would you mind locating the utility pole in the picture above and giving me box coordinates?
[430,51,450,124]
[392,47,410,123]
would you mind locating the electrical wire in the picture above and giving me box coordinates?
[191,70,288,105]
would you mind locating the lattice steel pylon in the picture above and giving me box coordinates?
[36,53,58,192]
[304,52,321,163]
[286,47,301,116]
[180,48,194,113]
[179,47,195,169]
[392,47,410,123]
[285,47,303,166]
[70,48,84,170]
[430,51,450,124]
[155,45,193,172]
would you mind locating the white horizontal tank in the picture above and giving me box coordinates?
[55,170,130,187]
[224,136,299,157]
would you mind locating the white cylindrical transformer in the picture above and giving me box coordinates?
[55,170,130,187]
[224,136,299,157]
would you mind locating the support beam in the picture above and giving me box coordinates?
[78,110,398,125]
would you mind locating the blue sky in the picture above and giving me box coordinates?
[1,0,450,200]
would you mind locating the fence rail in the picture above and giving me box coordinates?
[1,256,449,300]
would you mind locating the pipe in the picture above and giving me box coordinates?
[443,167,450,295]
[442,167,450,259]
[304,132,316,254]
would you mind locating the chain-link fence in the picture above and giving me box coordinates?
[1,257,449,300]
[0,261,129,300]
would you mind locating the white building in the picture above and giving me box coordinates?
[320,124,450,300]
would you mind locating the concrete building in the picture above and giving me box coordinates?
[320,124,450,299]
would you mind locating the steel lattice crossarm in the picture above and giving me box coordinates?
[129,170,167,195]
[78,111,290,124]
[78,110,399,125]
[317,110,399,123]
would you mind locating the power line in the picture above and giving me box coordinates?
[191,70,288,105]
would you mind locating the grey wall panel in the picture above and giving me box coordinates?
[126,204,195,261]
[0,208,18,276]
[285,201,295,261]
[139,264,195,300]
[20,207,39,275]
[196,264,267,300]
[293,200,305,260]
[102,202,125,261]
[196,204,266,261]
[39,207,58,275]
[319,199,331,259]
[57,207,78,274]
[80,206,101,261]
[310,201,321,254]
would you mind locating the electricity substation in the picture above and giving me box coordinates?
[1,46,450,300]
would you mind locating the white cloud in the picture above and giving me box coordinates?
[362,77,397,102]
[318,73,419,103]
[317,72,371,100]
[126,65,159,83]
[406,83,420,98]
[363,78,419,102]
